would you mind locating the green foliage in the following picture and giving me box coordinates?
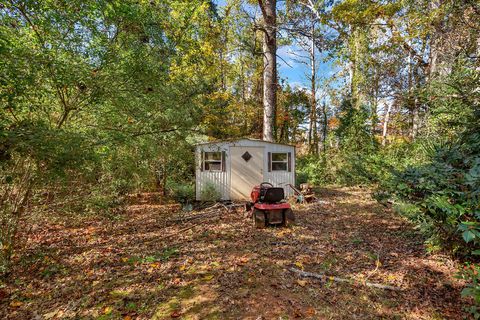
[336,99,377,153]
[299,58,480,314]
[379,62,480,315]
[200,182,221,202]
[297,98,386,186]
[126,248,179,265]
[0,0,221,275]
[296,155,328,186]
[385,133,479,256]
[458,263,480,319]
[0,158,32,275]
[167,180,195,203]
[297,146,387,186]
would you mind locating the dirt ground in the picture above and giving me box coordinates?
[0,187,466,319]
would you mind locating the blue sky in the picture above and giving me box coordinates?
[277,45,337,91]
[277,45,314,88]
[213,0,338,95]
[211,1,393,116]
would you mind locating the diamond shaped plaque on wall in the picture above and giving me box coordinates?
[242,151,252,162]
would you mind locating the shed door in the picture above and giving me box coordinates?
[230,147,264,200]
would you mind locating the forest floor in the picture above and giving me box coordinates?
[1,187,466,319]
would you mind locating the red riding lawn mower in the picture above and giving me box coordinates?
[245,182,295,228]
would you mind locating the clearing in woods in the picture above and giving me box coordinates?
[1,187,465,319]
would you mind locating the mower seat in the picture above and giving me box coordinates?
[261,187,285,203]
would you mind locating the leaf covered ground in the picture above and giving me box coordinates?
[0,187,466,319]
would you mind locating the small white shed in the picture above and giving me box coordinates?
[195,138,295,201]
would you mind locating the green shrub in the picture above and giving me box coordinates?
[295,170,309,186]
[384,138,480,254]
[378,61,480,316]
[167,180,194,203]
[296,144,406,187]
[297,99,406,187]
[200,182,221,202]
[296,155,328,186]
[458,263,480,319]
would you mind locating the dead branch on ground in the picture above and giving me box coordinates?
[167,202,241,224]
[289,267,402,291]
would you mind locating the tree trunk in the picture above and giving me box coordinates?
[350,26,368,109]
[410,48,421,140]
[382,103,392,146]
[279,108,289,143]
[155,161,167,196]
[371,66,379,135]
[308,18,318,155]
[259,0,277,142]
[321,101,328,153]
[477,35,480,72]
[411,98,419,139]
[240,58,248,133]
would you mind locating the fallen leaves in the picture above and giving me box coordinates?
[9,300,23,308]
[237,256,250,265]
[0,289,7,301]
[202,274,214,282]
[103,306,113,315]
[305,307,316,316]
[147,262,161,273]
[170,310,181,318]
[43,310,61,319]
[296,279,307,287]
[109,289,131,297]
[2,187,466,320]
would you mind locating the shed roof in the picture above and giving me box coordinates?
[195,138,296,148]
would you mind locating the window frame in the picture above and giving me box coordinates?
[270,152,288,171]
[202,151,223,172]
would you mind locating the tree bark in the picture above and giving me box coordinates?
[350,26,368,109]
[308,18,318,154]
[382,103,392,146]
[411,99,419,139]
[410,47,421,140]
[427,0,444,80]
[371,66,379,135]
[259,0,277,142]
[321,101,328,152]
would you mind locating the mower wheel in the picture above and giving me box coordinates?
[283,208,295,226]
[244,202,253,218]
[253,209,266,228]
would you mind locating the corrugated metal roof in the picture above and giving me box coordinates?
[195,138,296,148]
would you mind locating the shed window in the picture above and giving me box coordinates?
[203,152,223,171]
[271,152,288,171]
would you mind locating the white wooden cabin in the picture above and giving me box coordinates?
[195,139,296,201]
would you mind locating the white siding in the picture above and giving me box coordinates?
[263,143,296,198]
[196,139,296,201]
[195,143,230,200]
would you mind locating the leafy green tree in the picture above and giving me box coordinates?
[0,0,224,274]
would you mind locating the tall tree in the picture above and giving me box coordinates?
[307,14,318,154]
[0,0,223,272]
[283,2,324,153]
[258,0,277,142]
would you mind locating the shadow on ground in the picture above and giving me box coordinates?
[1,187,465,319]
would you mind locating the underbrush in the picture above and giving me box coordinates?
[383,137,480,317]
[298,134,480,316]
[297,139,420,187]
